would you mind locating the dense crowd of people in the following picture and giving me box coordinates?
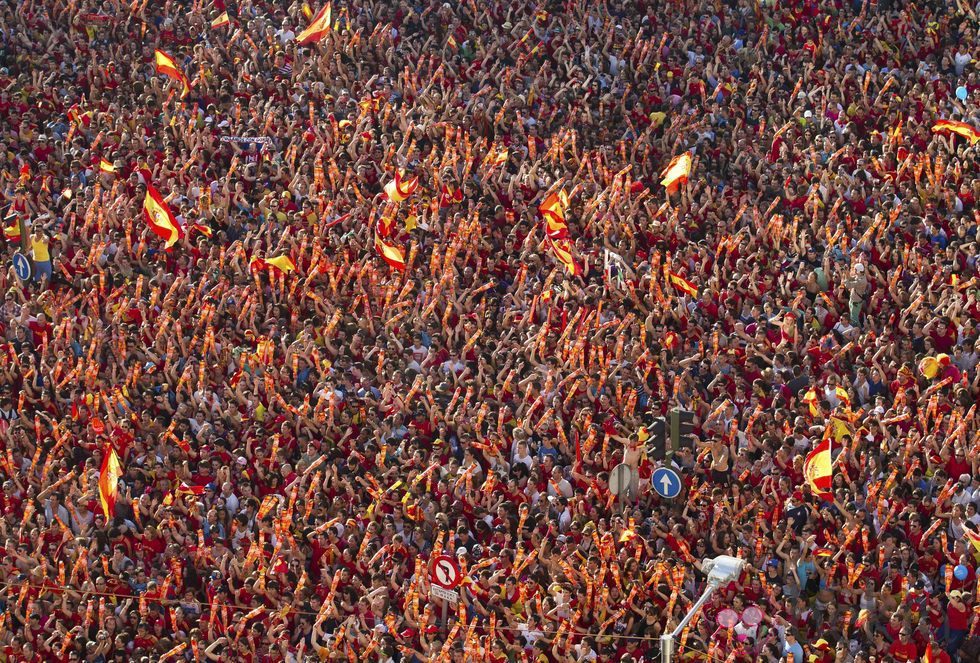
[0,0,979,661]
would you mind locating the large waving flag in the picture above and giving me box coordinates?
[375,235,406,270]
[154,50,190,98]
[98,445,123,519]
[210,12,231,29]
[250,255,296,273]
[296,3,332,45]
[667,271,698,297]
[931,119,980,145]
[143,184,183,249]
[549,237,580,276]
[661,152,692,194]
[539,189,569,239]
[384,171,419,202]
[802,437,833,498]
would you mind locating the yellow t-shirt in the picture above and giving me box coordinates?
[32,237,50,262]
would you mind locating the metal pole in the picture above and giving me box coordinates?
[661,582,719,663]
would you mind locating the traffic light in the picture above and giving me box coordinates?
[645,417,667,461]
[669,409,696,453]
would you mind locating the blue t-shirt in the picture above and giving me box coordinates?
[784,640,805,663]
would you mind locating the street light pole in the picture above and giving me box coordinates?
[660,555,745,663]
[660,583,718,663]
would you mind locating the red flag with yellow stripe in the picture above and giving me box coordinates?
[383,171,419,202]
[210,12,230,29]
[667,271,698,297]
[250,255,296,273]
[143,184,183,249]
[297,3,332,45]
[931,119,980,145]
[98,445,123,519]
[375,235,406,270]
[154,49,190,98]
[660,152,692,194]
[549,237,580,276]
[539,189,569,239]
[802,437,833,499]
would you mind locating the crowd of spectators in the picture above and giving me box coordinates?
[0,0,979,661]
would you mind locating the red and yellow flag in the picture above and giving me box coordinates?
[854,608,869,629]
[802,388,820,417]
[296,3,332,45]
[154,50,190,98]
[98,445,123,519]
[3,226,20,243]
[384,171,419,202]
[802,437,833,499]
[250,255,296,273]
[375,235,406,270]
[143,184,183,249]
[931,119,980,145]
[966,528,980,556]
[67,104,92,127]
[539,189,569,239]
[667,271,698,297]
[660,152,692,194]
[210,12,230,29]
[99,158,115,173]
[549,237,580,276]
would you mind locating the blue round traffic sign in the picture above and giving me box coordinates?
[12,252,31,282]
[652,467,682,499]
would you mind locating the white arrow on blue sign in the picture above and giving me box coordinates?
[12,252,31,282]
[652,467,682,499]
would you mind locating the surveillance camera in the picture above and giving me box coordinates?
[702,555,745,585]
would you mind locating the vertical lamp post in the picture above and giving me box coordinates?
[661,555,746,663]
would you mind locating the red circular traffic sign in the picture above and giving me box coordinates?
[430,554,461,590]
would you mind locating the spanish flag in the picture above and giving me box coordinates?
[834,386,850,407]
[67,104,93,127]
[667,271,698,297]
[440,185,463,207]
[660,152,692,194]
[802,437,833,499]
[802,388,820,417]
[250,255,296,273]
[375,235,406,270]
[210,12,230,28]
[384,171,419,202]
[163,481,206,506]
[99,158,115,173]
[3,223,20,243]
[154,49,190,99]
[966,528,980,556]
[98,445,123,519]
[549,237,580,276]
[931,119,980,145]
[296,2,332,45]
[143,184,183,249]
[191,223,213,238]
[539,189,569,239]
[854,608,870,629]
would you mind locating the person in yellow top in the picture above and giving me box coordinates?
[30,227,52,286]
